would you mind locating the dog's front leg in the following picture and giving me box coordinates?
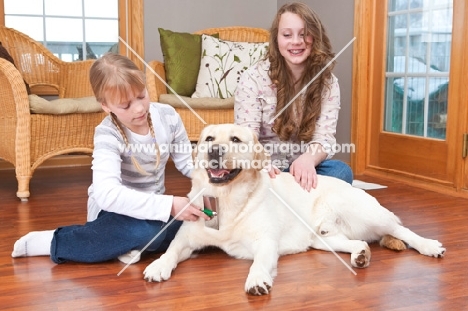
[244,239,279,295]
[143,224,199,282]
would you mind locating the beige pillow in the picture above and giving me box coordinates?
[29,95,103,114]
[159,94,234,109]
[192,35,268,99]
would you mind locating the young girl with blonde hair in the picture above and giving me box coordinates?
[235,2,353,191]
[12,53,209,264]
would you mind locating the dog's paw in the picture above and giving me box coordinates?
[247,282,272,296]
[380,234,407,251]
[143,258,175,282]
[351,245,371,268]
[416,239,446,258]
[245,270,273,295]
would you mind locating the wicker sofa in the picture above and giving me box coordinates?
[0,26,107,201]
[146,26,270,141]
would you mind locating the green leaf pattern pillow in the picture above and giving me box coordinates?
[192,34,268,99]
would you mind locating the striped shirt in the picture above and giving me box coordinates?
[87,103,193,222]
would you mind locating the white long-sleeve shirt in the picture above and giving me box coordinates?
[87,103,193,222]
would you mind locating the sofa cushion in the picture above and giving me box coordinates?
[159,28,218,97]
[192,35,268,99]
[29,94,103,114]
[159,94,234,109]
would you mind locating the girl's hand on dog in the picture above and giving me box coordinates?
[264,164,281,179]
[290,153,319,192]
[172,197,211,221]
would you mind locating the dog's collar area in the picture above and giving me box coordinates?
[206,168,242,184]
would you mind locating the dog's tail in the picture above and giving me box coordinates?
[379,235,407,251]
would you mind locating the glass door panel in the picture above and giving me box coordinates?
[385,0,452,140]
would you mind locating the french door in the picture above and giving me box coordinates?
[352,0,468,195]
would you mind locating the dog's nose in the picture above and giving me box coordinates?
[208,144,226,160]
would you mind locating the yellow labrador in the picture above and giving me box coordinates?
[143,124,445,295]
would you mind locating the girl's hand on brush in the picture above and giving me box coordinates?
[171,196,210,221]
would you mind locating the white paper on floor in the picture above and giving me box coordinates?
[352,180,387,190]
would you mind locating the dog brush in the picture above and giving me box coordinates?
[202,208,217,217]
[203,195,219,230]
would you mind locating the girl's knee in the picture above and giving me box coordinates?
[317,160,353,184]
[341,166,354,184]
[135,220,182,250]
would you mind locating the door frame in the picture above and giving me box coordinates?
[352,0,468,197]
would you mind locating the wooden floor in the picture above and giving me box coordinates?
[1,163,467,310]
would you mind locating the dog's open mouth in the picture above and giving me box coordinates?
[206,168,242,184]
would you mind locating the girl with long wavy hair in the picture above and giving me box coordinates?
[235,2,353,191]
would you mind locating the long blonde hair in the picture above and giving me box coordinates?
[267,2,335,142]
[90,52,160,174]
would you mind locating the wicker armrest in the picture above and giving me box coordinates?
[0,58,31,170]
[146,60,167,101]
[0,58,31,121]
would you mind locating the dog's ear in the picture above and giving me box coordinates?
[192,136,201,161]
[192,145,198,161]
[252,133,270,170]
[193,125,215,160]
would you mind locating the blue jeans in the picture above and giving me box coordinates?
[284,159,353,184]
[50,211,182,264]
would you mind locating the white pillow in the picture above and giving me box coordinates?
[192,34,268,99]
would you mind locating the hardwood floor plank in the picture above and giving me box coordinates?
[1,163,467,310]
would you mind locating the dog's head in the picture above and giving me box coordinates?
[192,124,269,184]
